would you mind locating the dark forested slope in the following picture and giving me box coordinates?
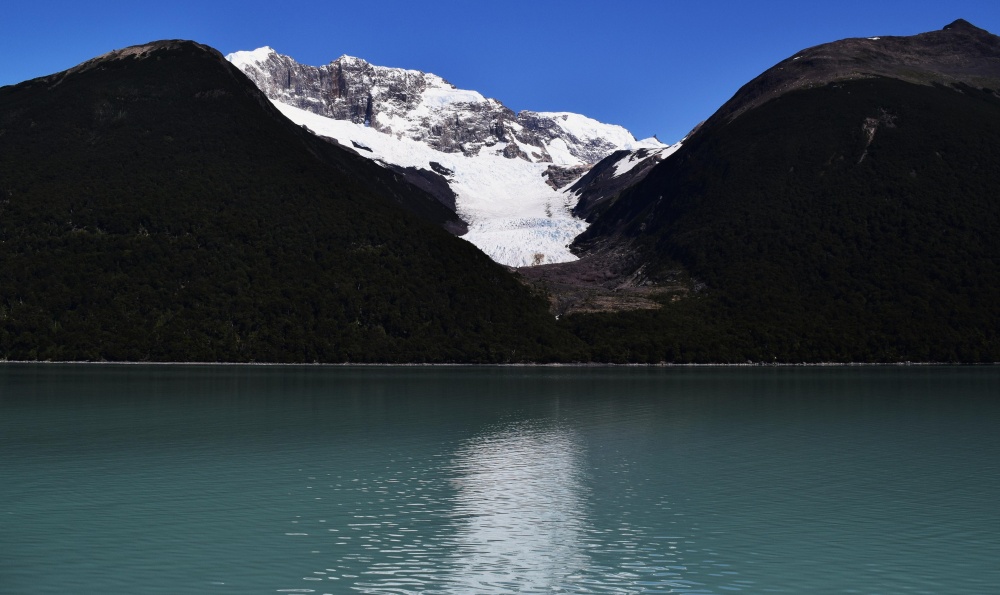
[0,41,582,362]
[569,23,1000,362]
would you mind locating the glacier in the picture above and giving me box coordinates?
[227,47,667,267]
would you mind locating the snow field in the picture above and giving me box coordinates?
[273,102,590,267]
[230,47,675,268]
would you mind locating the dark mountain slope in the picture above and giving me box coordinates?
[568,23,1000,362]
[0,40,582,362]
[568,148,672,222]
[710,19,1000,125]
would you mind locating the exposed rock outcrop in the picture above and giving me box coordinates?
[227,48,658,165]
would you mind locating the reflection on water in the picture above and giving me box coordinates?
[295,419,595,594]
[2,365,999,594]
[293,413,736,594]
[445,420,590,593]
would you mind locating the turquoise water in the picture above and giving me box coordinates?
[1,365,998,594]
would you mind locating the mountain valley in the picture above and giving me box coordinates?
[1,21,998,362]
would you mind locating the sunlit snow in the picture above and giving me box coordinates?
[420,85,487,107]
[227,47,673,267]
[531,111,661,154]
[227,47,277,69]
[274,102,588,267]
[610,143,682,178]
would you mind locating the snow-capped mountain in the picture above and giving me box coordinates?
[226,47,666,267]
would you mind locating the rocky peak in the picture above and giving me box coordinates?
[226,47,660,165]
[943,19,986,34]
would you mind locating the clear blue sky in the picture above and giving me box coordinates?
[3,0,998,142]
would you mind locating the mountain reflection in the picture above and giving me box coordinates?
[443,420,590,593]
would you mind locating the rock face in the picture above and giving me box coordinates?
[227,48,654,166]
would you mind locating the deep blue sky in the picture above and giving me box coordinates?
[3,0,998,142]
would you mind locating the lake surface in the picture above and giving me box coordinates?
[2,365,998,594]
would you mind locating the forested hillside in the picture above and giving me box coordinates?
[0,41,584,362]
[569,78,1000,362]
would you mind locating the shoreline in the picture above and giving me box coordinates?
[0,360,994,367]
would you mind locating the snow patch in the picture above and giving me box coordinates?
[635,136,663,146]
[610,144,683,178]
[420,83,487,107]
[530,111,664,152]
[544,137,577,166]
[226,47,276,68]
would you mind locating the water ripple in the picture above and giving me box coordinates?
[279,417,730,594]
[3,365,999,594]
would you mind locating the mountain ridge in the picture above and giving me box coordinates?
[226,47,666,267]
[226,47,661,165]
[706,19,1000,127]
